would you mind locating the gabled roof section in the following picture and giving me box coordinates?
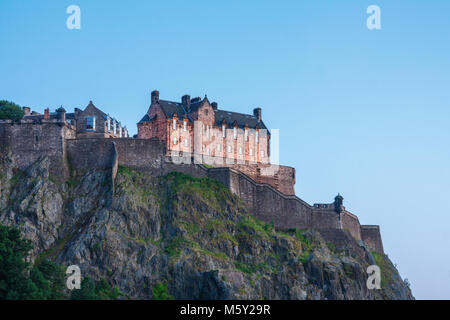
[141,94,269,132]
[158,100,187,118]
[214,109,268,131]
[138,113,156,123]
[83,101,107,117]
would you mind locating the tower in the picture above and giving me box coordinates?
[334,193,344,213]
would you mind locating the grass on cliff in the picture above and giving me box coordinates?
[372,252,395,288]
[116,167,312,278]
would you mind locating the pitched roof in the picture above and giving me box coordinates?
[214,109,268,130]
[158,100,187,118]
[141,98,268,131]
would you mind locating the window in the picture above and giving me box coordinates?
[250,149,253,156]
[173,119,177,130]
[183,121,187,131]
[244,129,248,141]
[112,120,117,135]
[227,145,232,153]
[233,127,237,139]
[217,144,221,152]
[184,139,188,147]
[107,117,111,132]
[119,126,122,138]
[260,150,264,157]
[239,147,242,155]
[86,116,96,131]
[256,131,259,143]
[222,125,226,138]
[173,137,178,145]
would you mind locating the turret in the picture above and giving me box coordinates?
[334,193,344,213]
[56,107,66,122]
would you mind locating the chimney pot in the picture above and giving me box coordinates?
[44,108,50,119]
[211,102,218,110]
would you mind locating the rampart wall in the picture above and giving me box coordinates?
[361,225,384,254]
[0,127,385,253]
[0,120,75,178]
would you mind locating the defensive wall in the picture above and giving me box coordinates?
[0,121,384,253]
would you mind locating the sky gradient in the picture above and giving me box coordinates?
[1,0,449,299]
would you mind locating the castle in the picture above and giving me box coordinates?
[0,90,384,254]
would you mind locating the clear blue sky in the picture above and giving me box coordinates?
[1,0,449,299]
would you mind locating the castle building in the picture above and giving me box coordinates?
[138,90,269,164]
[0,90,385,254]
[22,101,129,139]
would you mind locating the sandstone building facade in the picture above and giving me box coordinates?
[138,90,269,164]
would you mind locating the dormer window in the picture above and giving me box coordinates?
[106,117,111,132]
[86,116,96,131]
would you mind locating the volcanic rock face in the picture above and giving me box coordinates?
[0,153,414,300]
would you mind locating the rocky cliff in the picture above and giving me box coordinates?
[0,152,414,300]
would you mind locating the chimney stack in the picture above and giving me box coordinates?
[211,102,218,110]
[182,94,190,111]
[151,90,160,105]
[44,108,50,119]
[253,108,262,121]
[23,107,30,116]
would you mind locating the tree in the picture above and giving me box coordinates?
[0,100,24,121]
[70,277,121,300]
[0,224,36,299]
[0,224,67,299]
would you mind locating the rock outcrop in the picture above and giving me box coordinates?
[0,154,414,300]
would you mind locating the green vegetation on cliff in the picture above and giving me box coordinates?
[0,157,414,300]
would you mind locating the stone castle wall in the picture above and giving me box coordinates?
[0,123,385,253]
[361,225,384,254]
[0,120,76,178]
